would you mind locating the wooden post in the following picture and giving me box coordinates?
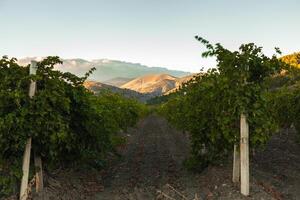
[20,61,38,200]
[232,144,240,183]
[20,138,32,200]
[240,113,249,196]
[34,154,43,193]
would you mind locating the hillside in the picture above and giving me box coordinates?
[281,52,300,68]
[103,77,133,87]
[17,57,190,82]
[164,73,197,95]
[83,80,153,102]
[121,73,195,96]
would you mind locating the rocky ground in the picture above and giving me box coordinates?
[17,115,300,200]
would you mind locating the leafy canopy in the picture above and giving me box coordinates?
[160,37,284,170]
[0,56,146,196]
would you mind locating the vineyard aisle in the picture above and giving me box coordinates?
[95,115,300,200]
[38,115,300,199]
[98,115,195,199]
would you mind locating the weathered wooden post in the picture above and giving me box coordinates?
[34,153,43,193]
[19,139,32,200]
[240,113,249,196]
[20,61,38,200]
[232,144,240,183]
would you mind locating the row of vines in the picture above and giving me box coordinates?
[159,37,300,171]
[0,56,147,197]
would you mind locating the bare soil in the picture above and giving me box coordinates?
[29,115,300,200]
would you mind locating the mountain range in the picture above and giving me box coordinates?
[17,57,190,82]
[83,73,195,102]
[16,53,300,102]
[17,57,193,101]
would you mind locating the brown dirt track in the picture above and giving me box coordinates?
[29,115,300,200]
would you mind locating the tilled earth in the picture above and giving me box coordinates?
[29,115,299,200]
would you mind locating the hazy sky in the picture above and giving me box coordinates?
[0,0,299,72]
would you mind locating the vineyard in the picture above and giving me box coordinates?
[158,38,300,198]
[0,39,300,199]
[0,57,147,198]
[160,37,299,168]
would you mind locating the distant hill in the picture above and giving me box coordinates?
[17,57,191,82]
[103,77,133,87]
[121,74,196,96]
[83,80,154,102]
[164,74,197,95]
[121,74,177,95]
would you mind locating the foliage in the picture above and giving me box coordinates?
[280,52,300,69]
[266,53,300,89]
[93,91,148,131]
[160,38,284,170]
[268,83,300,137]
[266,52,300,137]
[147,94,173,105]
[0,56,145,197]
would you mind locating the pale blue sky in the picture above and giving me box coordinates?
[0,0,299,72]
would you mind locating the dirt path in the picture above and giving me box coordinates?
[95,115,300,200]
[252,128,300,200]
[35,115,300,200]
[97,115,196,199]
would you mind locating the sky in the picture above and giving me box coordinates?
[0,0,299,72]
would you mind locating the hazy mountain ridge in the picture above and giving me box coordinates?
[17,57,191,82]
[17,57,193,100]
